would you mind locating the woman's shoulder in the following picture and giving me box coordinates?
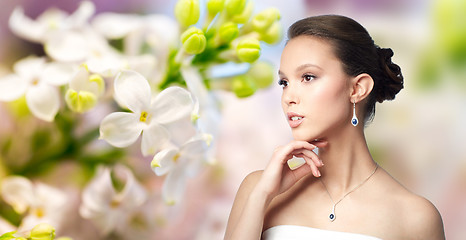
[398,191,445,239]
[224,170,264,236]
[230,170,264,206]
[236,170,263,195]
[377,170,445,239]
[244,170,264,182]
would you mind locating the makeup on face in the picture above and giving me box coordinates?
[279,36,352,141]
[287,112,304,128]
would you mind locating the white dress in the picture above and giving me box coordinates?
[262,225,382,240]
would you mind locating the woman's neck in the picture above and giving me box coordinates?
[316,127,377,198]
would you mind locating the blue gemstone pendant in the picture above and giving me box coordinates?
[351,102,358,126]
[329,205,336,222]
[351,117,358,126]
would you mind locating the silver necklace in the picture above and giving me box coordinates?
[319,164,378,222]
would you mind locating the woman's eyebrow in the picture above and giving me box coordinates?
[278,63,323,77]
[278,70,286,77]
[296,63,323,72]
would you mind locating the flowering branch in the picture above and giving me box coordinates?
[0,0,282,237]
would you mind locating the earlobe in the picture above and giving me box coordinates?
[350,73,374,102]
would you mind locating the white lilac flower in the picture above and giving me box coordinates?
[181,66,221,164]
[44,26,119,64]
[91,13,142,41]
[99,70,195,156]
[65,64,105,113]
[0,56,76,121]
[0,176,68,232]
[91,13,177,83]
[92,13,179,57]
[8,1,95,43]
[9,0,122,64]
[82,39,158,79]
[0,216,15,234]
[113,193,161,240]
[57,30,129,77]
[151,133,212,205]
[79,164,147,235]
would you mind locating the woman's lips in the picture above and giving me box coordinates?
[287,112,304,128]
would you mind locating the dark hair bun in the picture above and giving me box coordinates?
[376,47,404,103]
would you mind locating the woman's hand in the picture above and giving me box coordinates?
[254,140,327,201]
[224,140,327,240]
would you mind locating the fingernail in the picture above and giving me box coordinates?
[317,171,321,177]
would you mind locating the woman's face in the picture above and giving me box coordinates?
[279,35,352,141]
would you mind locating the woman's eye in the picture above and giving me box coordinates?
[303,74,315,82]
[278,79,288,88]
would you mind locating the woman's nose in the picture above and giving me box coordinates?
[282,86,299,106]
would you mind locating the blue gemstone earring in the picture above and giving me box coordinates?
[351,101,358,126]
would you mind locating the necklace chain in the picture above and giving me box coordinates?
[319,164,378,222]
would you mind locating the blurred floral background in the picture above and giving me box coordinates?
[0,0,465,239]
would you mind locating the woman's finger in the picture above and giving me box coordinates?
[292,154,321,177]
[271,140,325,178]
[292,149,323,167]
[289,163,313,180]
[310,140,328,148]
[278,141,317,159]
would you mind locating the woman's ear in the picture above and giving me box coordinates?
[349,73,374,103]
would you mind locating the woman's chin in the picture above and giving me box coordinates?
[292,132,319,142]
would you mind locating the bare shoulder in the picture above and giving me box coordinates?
[401,193,445,239]
[232,170,264,204]
[378,170,445,239]
[232,170,264,205]
[239,170,263,192]
[224,171,263,236]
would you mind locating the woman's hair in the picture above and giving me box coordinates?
[287,15,404,123]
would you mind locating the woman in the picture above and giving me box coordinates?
[224,15,445,240]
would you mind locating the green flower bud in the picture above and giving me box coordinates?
[230,1,253,24]
[181,27,207,54]
[207,0,224,15]
[248,61,274,88]
[236,38,261,63]
[225,0,246,16]
[219,22,239,43]
[0,231,27,240]
[252,8,280,34]
[0,231,16,240]
[65,89,98,113]
[175,0,200,28]
[232,75,257,98]
[260,21,282,44]
[433,0,466,66]
[30,223,55,240]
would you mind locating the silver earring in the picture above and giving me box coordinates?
[351,101,359,126]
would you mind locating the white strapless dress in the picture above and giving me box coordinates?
[262,225,382,240]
